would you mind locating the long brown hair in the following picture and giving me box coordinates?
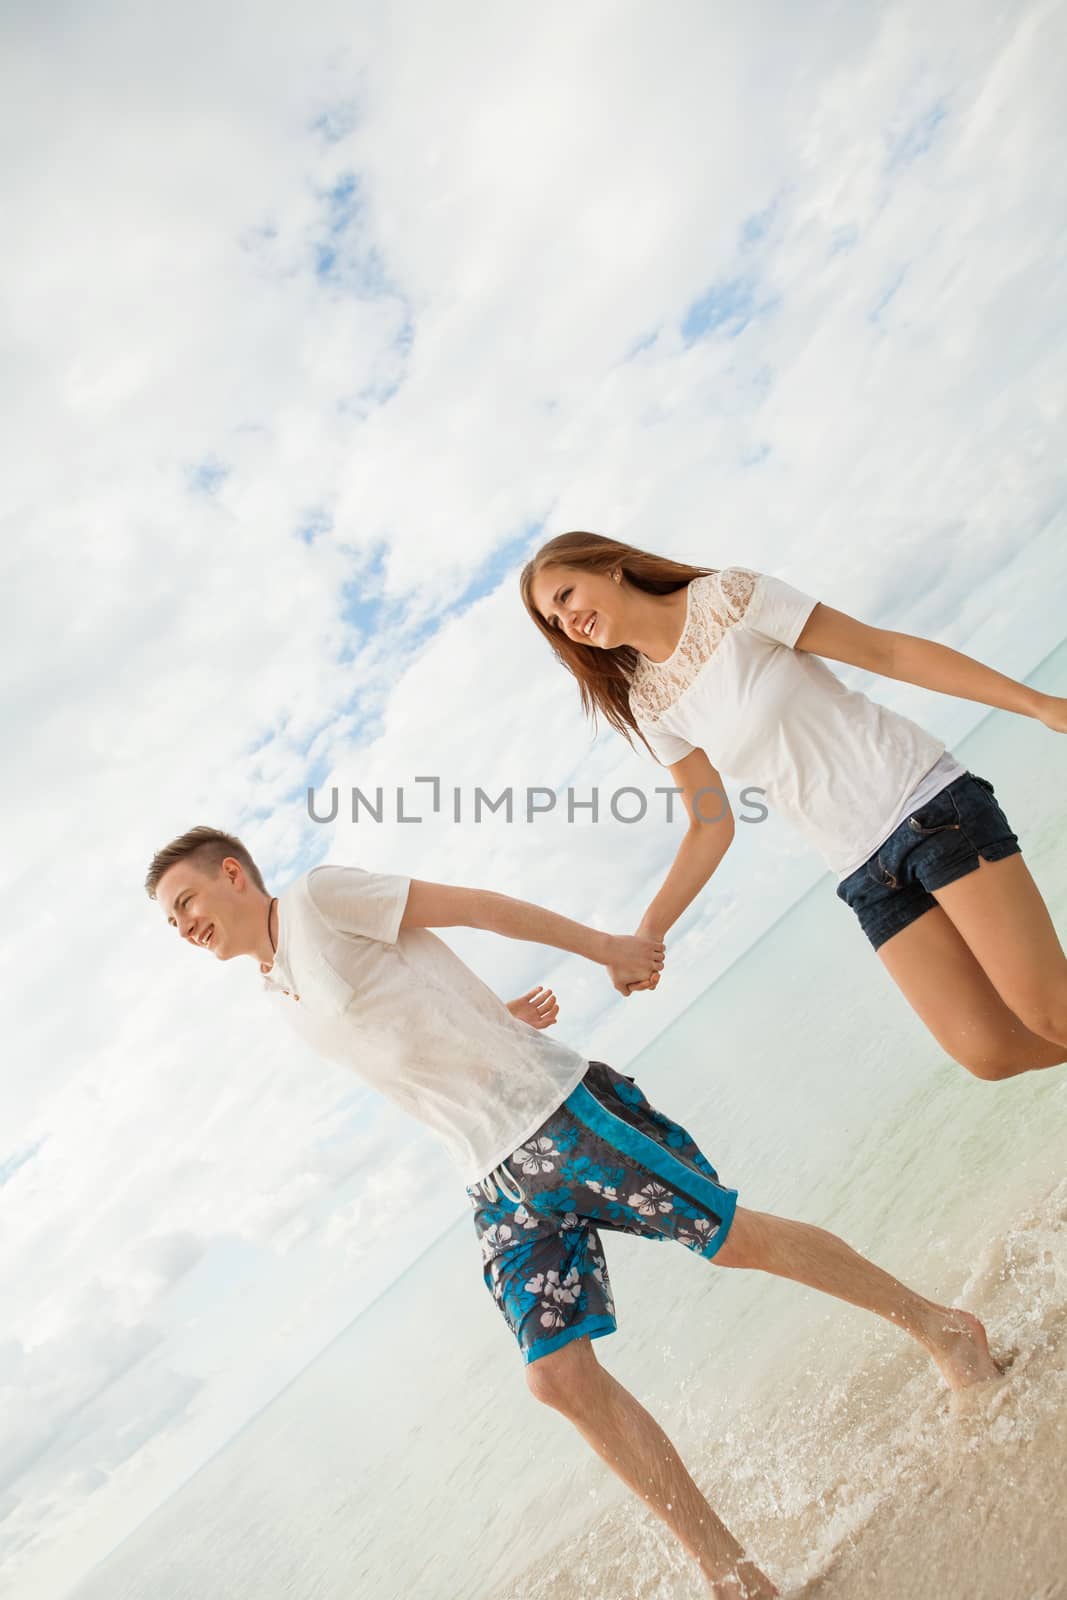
[519,531,714,745]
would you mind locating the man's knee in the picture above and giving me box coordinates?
[525,1339,596,1414]
[712,1207,763,1270]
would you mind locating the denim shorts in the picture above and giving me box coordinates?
[835,770,1021,952]
[466,1062,737,1365]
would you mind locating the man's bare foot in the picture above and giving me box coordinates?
[922,1307,1002,1391]
[705,1558,780,1598]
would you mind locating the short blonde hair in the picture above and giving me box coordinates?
[144,825,267,898]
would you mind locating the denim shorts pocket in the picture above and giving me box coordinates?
[955,772,1017,850]
[905,790,961,837]
[864,855,899,890]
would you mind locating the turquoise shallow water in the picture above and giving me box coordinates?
[66,639,1067,1600]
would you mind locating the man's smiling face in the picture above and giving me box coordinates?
[156,855,250,961]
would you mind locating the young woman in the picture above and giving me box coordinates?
[521,532,1067,1081]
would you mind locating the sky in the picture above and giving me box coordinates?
[3,0,1067,1593]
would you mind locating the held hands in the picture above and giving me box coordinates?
[604,932,665,998]
[506,986,560,1029]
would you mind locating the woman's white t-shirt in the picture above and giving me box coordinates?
[262,866,589,1185]
[629,568,964,880]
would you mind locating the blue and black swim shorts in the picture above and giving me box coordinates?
[466,1060,738,1365]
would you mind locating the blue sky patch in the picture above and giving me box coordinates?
[278,524,550,870]
[340,525,540,649]
[313,172,363,282]
[886,98,949,171]
[681,277,757,344]
[339,546,390,637]
[315,242,338,277]
[868,265,908,325]
[327,172,360,223]
[297,509,333,547]
[455,524,543,612]
[829,223,860,256]
[0,1137,46,1187]
[312,102,359,145]
[186,457,230,496]
[625,328,660,361]
[311,174,405,314]
[740,197,779,250]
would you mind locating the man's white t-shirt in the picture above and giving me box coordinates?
[261,866,589,1185]
[629,568,965,880]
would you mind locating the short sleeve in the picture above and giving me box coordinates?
[305,865,411,945]
[739,571,818,648]
[635,717,697,767]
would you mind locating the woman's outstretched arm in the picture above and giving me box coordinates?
[613,750,735,997]
[795,603,1067,730]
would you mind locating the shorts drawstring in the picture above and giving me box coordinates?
[478,1161,526,1206]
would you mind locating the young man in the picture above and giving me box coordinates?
[146,826,1002,1600]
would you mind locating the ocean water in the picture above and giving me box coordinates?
[69,640,1067,1600]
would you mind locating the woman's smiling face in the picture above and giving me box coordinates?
[529,563,624,649]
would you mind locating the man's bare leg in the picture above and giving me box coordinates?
[526,1337,777,1599]
[714,1207,1002,1391]
[524,1207,1000,1595]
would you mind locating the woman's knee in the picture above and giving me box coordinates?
[955,1052,1029,1081]
[1007,995,1067,1050]
[940,1017,1065,1078]
[946,1025,1067,1077]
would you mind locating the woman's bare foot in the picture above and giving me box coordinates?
[921,1306,1002,1391]
[705,1558,780,1598]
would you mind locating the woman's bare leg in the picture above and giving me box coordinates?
[877,890,1067,1079]
[931,854,1067,1053]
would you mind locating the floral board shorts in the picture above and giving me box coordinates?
[835,770,1021,952]
[466,1061,738,1366]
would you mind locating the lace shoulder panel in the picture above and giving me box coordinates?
[629,568,758,722]
[714,566,758,623]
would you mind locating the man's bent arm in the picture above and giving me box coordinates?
[403,881,609,961]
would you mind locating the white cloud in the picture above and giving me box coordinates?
[3,0,1067,1591]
